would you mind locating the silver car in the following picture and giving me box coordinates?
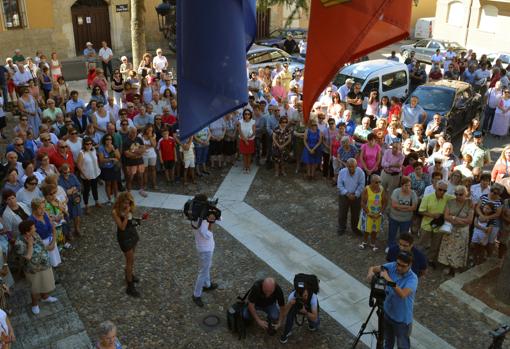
[247,45,304,74]
[400,39,466,64]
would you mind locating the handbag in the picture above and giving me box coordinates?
[439,200,467,234]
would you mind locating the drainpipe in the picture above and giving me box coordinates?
[463,0,473,47]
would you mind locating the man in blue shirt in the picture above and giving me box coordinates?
[65,91,86,117]
[337,158,365,235]
[367,252,418,349]
[386,233,427,277]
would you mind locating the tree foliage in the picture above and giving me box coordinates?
[258,0,309,27]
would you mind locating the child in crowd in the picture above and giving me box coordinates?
[180,136,195,185]
[472,203,496,265]
[158,127,176,183]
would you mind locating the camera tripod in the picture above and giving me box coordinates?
[351,299,385,349]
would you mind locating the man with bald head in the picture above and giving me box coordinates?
[243,277,286,331]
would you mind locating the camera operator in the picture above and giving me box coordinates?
[367,252,418,349]
[279,283,319,344]
[191,213,218,308]
[242,277,285,332]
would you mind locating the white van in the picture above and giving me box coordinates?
[414,17,434,39]
[334,59,410,102]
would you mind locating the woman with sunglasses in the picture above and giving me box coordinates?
[16,175,42,207]
[65,127,83,163]
[271,116,292,177]
[58,163,82,237]
[111,69,124,106]
[92,102,114,139]
[89,86,106,106]
[238,109,256,173]
[41,183,70,249]
[77,137,102,214]
[438,185,474,276]
[301,118,323,180]
[98,134,121,204]
[18,88,41,138]
[490,88,510,138]
[36,152,58,181]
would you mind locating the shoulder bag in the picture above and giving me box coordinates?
[439,200,467,234]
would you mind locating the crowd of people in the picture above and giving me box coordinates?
[0,38,508,347]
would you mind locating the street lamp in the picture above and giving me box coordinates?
[155,0,177,52]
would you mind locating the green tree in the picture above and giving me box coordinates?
[131,0,146,69]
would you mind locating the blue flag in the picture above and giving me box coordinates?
[177,0,256,140]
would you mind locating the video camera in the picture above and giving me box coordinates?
[183,194,221,228]
[295,281,306,310]
[369,266,388,307]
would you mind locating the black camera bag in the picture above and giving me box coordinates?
[226,289,250,340]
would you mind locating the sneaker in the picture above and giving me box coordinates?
[192,295,204,307]
[139,190,148,198]
[31,305,40,315]
[384,247,389,254]
[279,334,289,344]
[203,282,218,292]
[371,245,379,252]
[359,242,367,250]
[42,296,58,303]
[64,242,72,249]
[308,324,318,332]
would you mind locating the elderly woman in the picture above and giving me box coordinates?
[371,118,387,147]
[438,185,474,275]
[447,170,463,195]
[271,117,292,177]
[491,145,510,182]
[409,161,430,198]
[58,164,82,237]
[2,168,22,193]
[41,183,69,249]
[96,320,122,349]
[359,133,381,181]
[16,175,42,207]
[15,219,58,315]
[358,174,387,252]
[302,119,323,180]
[388,176,418,250]
[30,197,61,267]
[2,190,31,244]
[238,109,256,173]
[21,161,44,185]
[36,152,58,180]
[77,137,102,214]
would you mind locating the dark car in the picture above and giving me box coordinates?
[400,39,466,64]
[404,80,482,137]
[256,28,307,50]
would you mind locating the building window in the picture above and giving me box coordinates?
[479,5,498,32]
[447,1,464,27]
[1,0,24,29]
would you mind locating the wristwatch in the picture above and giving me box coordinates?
[388,281,397,288]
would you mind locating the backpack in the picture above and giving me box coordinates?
[226,289,250,340]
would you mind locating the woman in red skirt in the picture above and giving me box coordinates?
[237,109,256,173]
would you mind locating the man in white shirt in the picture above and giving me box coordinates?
[192,210,219,307]
[159,73,177,96]
[13,64,32,91]
[338,79,353,102]
[401,96,427,132]
[279,99,297,121]
[152,48,168,79]
[289,70,304,94]
[248,72,263,100]
[150,92,168,116]
[430,49,444,68]
[105,96,120,122]
[474,63,491,94]
[444,48,456,72]
[98,41,113,80]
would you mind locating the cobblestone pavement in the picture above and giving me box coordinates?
[245,168,505,349]
[59,208,362,349]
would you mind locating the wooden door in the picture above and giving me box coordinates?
[256,8,271,39]
[71,0,112,56]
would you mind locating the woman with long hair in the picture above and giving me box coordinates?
[77,137,102,214]
[301,119,323,180]
[112,192,140,297]
[237,109,256,173]
[50,52,62,81]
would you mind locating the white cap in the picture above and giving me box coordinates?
[86,42,93,46]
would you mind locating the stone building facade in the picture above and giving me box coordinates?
[0,0,167,60]
[433,0,510,52]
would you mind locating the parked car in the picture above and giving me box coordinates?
[333,59,409,102]
[400,39,466,64]
[487,52,510,66]
[404,80,482,136]
[255,28,307,49]
[247,45,304,74]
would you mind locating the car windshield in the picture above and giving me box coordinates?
[410,87,455,111]
[333,73,364,88]
[247,49,290,65]
[445,42,463,49]
[269,30,283,38]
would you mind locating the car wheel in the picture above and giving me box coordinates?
[401,50,409,59]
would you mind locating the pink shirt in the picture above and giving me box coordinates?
[381,149,404,173]
[361,143,381,171]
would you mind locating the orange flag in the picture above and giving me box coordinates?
[303,0,412,122]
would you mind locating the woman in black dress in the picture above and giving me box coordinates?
[112,192,140,297]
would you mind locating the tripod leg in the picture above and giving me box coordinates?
[351,305,377,349]
[376,306,385,349]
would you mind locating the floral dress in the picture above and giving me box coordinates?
[358,185,384,233]
[438,199,472,268]
[272,125,292,163]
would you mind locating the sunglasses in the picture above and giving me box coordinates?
[71,132,78,135]
[42,138,50,142]
[491,189,500,194]
[59,145,68,148]
[437,188,447,192]
[85,143,93,145]
[454,192,464,196]
[396,262,409,268]
[15,143,23,146]
[20,118,27,121]
[121,123,128,126]
[105,138,112,141]
[28,181,38,185]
